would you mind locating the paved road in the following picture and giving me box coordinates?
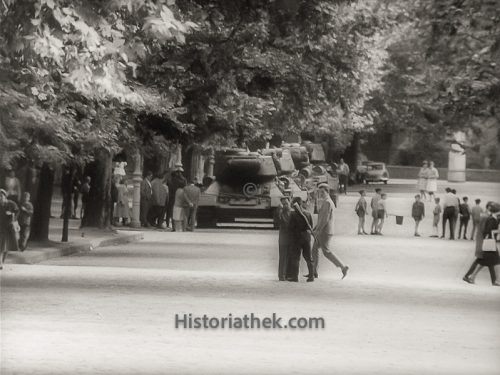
[2,227,500,374]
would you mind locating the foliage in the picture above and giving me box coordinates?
[143,0,396,151]
[0,0,196,168]
[365,0,500,168]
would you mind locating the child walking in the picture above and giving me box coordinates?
[412,194,425,237]
[355,190,368,235]
[430,197,441,237]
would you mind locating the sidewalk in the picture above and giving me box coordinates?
[6,217,143,265]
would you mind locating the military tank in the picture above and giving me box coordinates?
[299,141,339,193]
[197,149,285,228]
[261,147,308,202]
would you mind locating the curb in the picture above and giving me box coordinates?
[6,232,144,265]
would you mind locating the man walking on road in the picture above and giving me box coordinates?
[311,184,349,279]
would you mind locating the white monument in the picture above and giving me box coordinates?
[447,131,466,182]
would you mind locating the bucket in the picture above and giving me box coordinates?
[395,216,404,225]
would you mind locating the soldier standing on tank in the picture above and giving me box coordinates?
[311,184,349,279]
[286,197,315,282]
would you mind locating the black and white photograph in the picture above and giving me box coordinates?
[1,0,499,374]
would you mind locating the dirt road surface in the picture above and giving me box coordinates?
[1,180,499,374]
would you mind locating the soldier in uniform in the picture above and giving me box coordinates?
[274,197,291,281]
[311,184,349,279]
[286,197,315,282]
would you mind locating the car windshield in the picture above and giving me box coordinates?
[368,164,384,170]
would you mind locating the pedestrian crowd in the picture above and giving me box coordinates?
[274,163,499,287]
[0,169,35,269]
[135,164,201,232]
[0,162,203,269]
[1,161,498,287]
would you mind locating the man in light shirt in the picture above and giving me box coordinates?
[311,184,349,279]
[470,199,484,241]
[441,187,459,239]
[337,158,350,195]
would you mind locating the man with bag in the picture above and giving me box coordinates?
[0,189,19,270]
[311,184,349,279]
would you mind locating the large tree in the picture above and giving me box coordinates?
[140,0,394,154]
[364,0,500,168]
[0,0,197,231]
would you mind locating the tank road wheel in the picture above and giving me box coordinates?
[196,207,217,228]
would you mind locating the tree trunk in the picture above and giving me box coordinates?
[30,163,54,242]
[82,150,113,229]
[61,165,74,242]
[350,132,361,168]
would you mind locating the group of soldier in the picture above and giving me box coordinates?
[275,183,349,283]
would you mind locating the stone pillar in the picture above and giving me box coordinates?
[176,143,182,166]
[206,149,215,178]
[190,146,204,182]
[448,143,466,182]
[130,150,142,228]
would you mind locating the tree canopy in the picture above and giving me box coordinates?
[364,0,500,168]
[1,0,498,169]
[0,0,196,168]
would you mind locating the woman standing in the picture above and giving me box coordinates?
[417,161,429,201]
[463,202,500,286]
[113,178,130,226]
[426,161,439,202]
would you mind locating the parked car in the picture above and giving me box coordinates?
[355,161,389,184]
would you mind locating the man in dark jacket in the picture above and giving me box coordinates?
[150,173,169,229]
[167,166,187,229]
[140,171,153,227]
[18,192,34,251]
[274,197,291,281]
[286,197,315,282]
[458,196,471,240]
[411,194,425,237]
